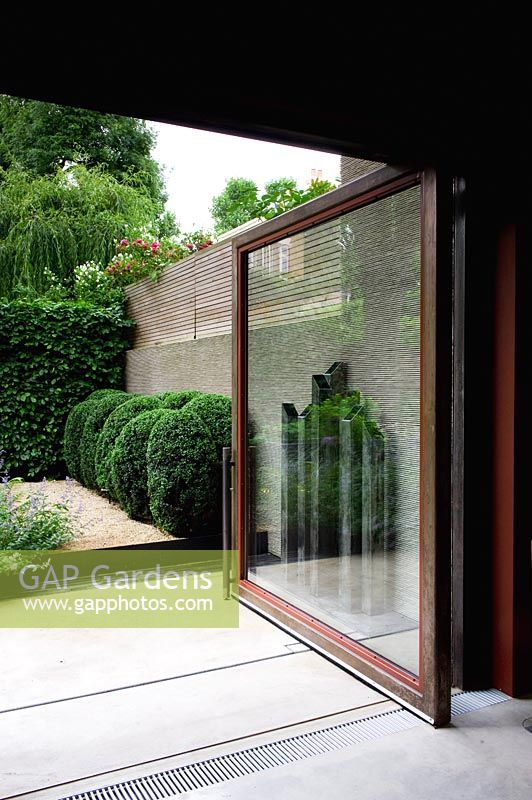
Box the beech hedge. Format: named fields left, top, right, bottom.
left=0, top=300, right=132, bottom=478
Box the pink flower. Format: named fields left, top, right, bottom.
left=186, top=243, right=194, bottom=250
left=120, top=238, right=128, bottom=246
left=151, top=241, right=160, bottom=252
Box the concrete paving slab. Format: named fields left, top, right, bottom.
left=159, top=696, right=532, bottom=800
left=0, top=649, right=383, bottom=797
left=0, top=605, right=296, bottom=710
left=9, top=702, right=398, bottom=800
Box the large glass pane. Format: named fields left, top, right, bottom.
left=246, top=186, right=421, bottom=675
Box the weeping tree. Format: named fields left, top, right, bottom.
left=0, top=165, right=165, bottom=298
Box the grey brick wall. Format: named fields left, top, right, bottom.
left=125, top=335, right=232, bottom=396
left=340, top=156, right=384, bottom=183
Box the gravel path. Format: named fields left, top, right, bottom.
left=18, top=480, right=175, bottom=549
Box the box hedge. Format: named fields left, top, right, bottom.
left=0, top=300, right=132, bottom=478
left=64, top=389, right=126, bottom=481
left=157, top=390, right=203, bottom=409
left=185, top=393, right=232, bottom=453
left=111, top=408, right=174, bottom=520
left=79, top=393, right=131, bottom=489
left=147, top=407, right=218, bottom=536
left=58, top=386, right=232, bottom=538
left=95, top=395, right=162, bottom=497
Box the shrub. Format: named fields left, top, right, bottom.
left=105, top=238, right=185, bottom=286
left=0, top=300, right=133, bottom=479
left=44, top=261, right=125, bottom=310
left=79, top=393, right=131, bottom=489
left=185, top=393, right=232, bottom=453
left=147, top=408, right=218, bottom=536
left=95, top=395, right=161, bottom=497
left=0, top=479, right=74, bottom=550
left=105, top=235, right=214, bottom=287
left=64, top=389, right=126, bottom=481
left=157, top=390, right=202, bottom=410
left=111, top=408, right=174, bottom=520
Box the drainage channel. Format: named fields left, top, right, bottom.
left=55, top=689, right=508, bottom=800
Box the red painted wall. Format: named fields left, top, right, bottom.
left=492, top=221, right=532, bottom=696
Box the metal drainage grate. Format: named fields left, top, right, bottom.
left=451, top=688, right=508, bottom=716
left=58, top=708, right=421, bottom=800
left=58, top=690, right=510, bottom=800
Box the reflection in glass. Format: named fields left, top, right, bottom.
left=247, top=187, right=421, bottom=675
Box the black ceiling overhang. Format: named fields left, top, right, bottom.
left=1, top=20, right=530, bottom=179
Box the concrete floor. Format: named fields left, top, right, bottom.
left=0, top=605, right=388, bottom=799
left=18, top=693, right=532, bottom=800
left=3, top=605, right=531, bottom=800
left=166, top=694, right=532, bottom=800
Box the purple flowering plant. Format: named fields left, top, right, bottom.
left=0, top=453, right=75, bottom=550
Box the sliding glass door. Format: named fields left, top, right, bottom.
left=233, top=167, right=452, bottom=724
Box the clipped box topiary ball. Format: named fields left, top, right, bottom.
left=95, top=394, right=162, bottom=498
left=111, top=408, right=175, bottom=521
left=185, top=393, right=232, bottom=454
left=79, top=393, right=131, bottom=489
left=147, top=407, right=218, bottom=536
left=64, top=389, right=126, bottom=482
left=156, top=389, right=203, bottom=410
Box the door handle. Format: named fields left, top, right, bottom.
left=222, top=447, right=234, bottom=598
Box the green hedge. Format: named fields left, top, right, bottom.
left=79, top=393, right=131, bottom=489
left=147, top=407, right=218, bottom=536
left=95, top=395, right=161, bottom=497
left=186, top=393, right=232, bottom=453
left=61, top=387, right=232, bottom=537
left=157, top=390, right=202, bottom=409
left=0, top=300, right=132, bottom=478
left=64, top=389, right=125, bottom=481
left=111, top=408, right=173, bottom=520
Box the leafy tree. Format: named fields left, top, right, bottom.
left=0, top=165, right=164, bottom=298
left=257, top=177, right=337, bottom=219
left=0, top=96, right=170, bottom=213
left=256, top=176, right=300, bottom=217
left=302, top=178, right=338, bottom=202
left=210, top=177, right=258, bottom=235
left=264, top=177, right=298, bottom=195
left=210, top=175, right=337, bottom=235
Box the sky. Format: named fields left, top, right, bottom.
left=151, top=122, right=340, bottom=232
